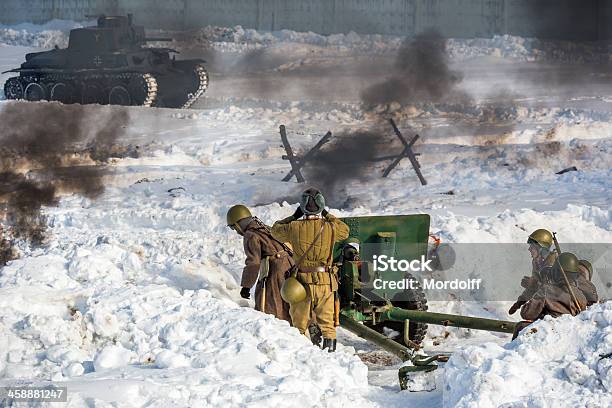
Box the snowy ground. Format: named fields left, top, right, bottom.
left=0, top=22, right=611, bottom=407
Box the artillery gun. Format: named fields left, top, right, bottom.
left=2, top=14, right=208, bottom=108
left=334, top=215, right=517, bottom=389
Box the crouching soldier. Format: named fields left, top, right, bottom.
left=227, top=205, right=293, bottom=323
left=512, top=252, right=588, bottom=339
left=508, top=229, right=557, bottom=316
left=271, top=189, right=349, bottom=352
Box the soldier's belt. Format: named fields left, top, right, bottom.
left=299, top=266, right=328, bottom=273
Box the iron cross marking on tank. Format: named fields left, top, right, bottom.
left=279, top=125, right=333, bottom=183
left=93, top=56, right=103, bottom=66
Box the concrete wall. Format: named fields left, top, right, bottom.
left=0, top=0, right=609, bottom=40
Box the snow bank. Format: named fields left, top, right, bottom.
left=188, top=26, right=611, bottom=62
left=0, top=251, right=370, bottom=406
left=1, top=19, right=608, bottom=64
left=0, top=20, right=85, bottom=48
left=0, top=28, right=67, bottom=48
left=444, top=302, right=612, bottom=408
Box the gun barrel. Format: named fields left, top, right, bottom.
left=380, top=307, right=517, bottom=334
left=339, top=314, right=412, bottom=360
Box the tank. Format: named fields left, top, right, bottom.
left=2, top=14, right=208, bottom=109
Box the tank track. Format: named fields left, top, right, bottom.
left=140, top=74, right=158, bottom=107
left=5, top=72, right=158, bottom=107
left=180, top=64, right=208, bottom=109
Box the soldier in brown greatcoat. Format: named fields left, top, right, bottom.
left=518, top=252, right=588, bottom=320
left=509, top=229, right=558, bottom=316
left=227, top=205, right=293, bottom=323
left=512, top=251, right=590, bottom=339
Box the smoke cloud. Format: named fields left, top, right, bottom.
left=0, top=102, right=129, bottom=265
left=361, top=30, right=468, bottom=108
left=294, top=32, right=463, bottom=206
left=302, top=129, right=396, bottom=207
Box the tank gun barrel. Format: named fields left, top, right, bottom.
left=379, top=307, right=517, bottom=334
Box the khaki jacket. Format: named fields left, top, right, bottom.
left=271, top=213, right=349, bottom=286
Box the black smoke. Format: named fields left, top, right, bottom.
left=0, top=102, right=129, bottom=265
left=302, top=129, right=396, bottom=207
left=292, top=32, right=462, bottom=206
left=361, top=30, right=468, bottom=109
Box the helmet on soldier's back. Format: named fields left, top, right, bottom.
left=527, top=229, right=553, bottom=249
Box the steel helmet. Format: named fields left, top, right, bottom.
left=281, top=275, right=307, bottom=304
left=226, top=205, right=252, bottom=226
left=557, top=252, right=579, bottom=273
left=527, top=229, right=553, bottom=249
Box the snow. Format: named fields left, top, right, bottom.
left=1, top=20, right=608, bottom=64
left=0, top=19, right=610, bottom=408
left=0, top=20, right=87, bottom=49
left=94, top=345, right=136, bottom=372
left=444, top=302, right=612, bottom=408
left=0, top=254, right=371, bottom=405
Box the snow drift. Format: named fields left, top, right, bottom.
left=444, top=302, right=612, bottom=408
left=0, top=246, right=371, bottom=406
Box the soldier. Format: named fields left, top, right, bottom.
left=512, top=252, right=588, bottom=339
left=227, top=204, right=293, bottom=323
left=271, top=188, right=349, bottom=352
left=508, top=229, right=557, bottom=315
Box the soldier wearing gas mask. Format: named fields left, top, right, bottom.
left=271, top=189, right=349, bottom=352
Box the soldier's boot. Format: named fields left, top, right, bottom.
left=308, top=323, right=323, bottom=347
left=321, top=338, right=336, bottom=352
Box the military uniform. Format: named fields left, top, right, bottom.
left=510, top=230, right=589, bottom=340
left=241, top=220, right=294, bottom=322
left=227, top=205, right=293, bottom=323
left=509, top=229, right=557, bottom=315
left=574, top=274, right=598, bottom=307
left=513, top=251, right=557, bottom=308
left=272, top=212, right=349, bottom=340
left=519, top=260, right=587, bottom=321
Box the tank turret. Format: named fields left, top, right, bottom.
left=2, top=14, right=208, bottom=108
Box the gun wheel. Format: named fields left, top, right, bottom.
left=370, top=272, right=428, bottom=348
